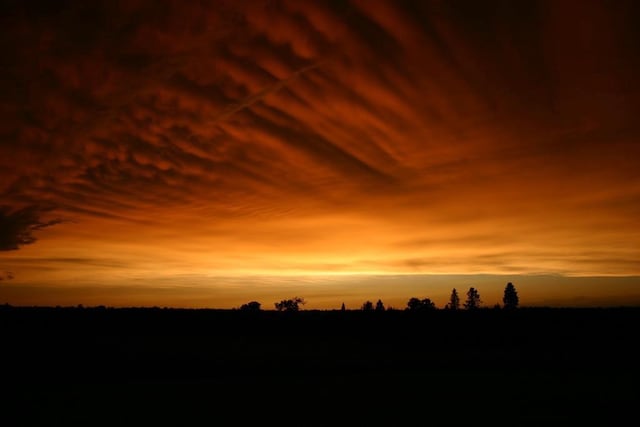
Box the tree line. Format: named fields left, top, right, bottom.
left=240, top=282, right=519, bottom=312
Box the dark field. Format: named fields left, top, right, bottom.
left=1, top=306, right=638, bottom=425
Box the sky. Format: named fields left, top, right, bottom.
left=1, top=0, right=639, bottom=309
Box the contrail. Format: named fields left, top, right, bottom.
left=209, top=61, right=326, bottom=124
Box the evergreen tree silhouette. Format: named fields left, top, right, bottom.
left=464, top=287, right=481, bottom=310
left=375, top=299, right=385, bottom=311
left=447, top=288, right=460, bottom=310
left=503, top=282, right=519, bottom=309
left=341, top=302, right=346, bottom=311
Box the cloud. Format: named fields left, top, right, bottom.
left=0, top=205, right=64, bottom=251
left=0, top=0, right=638, bottom=307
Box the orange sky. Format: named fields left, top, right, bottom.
left=1, top=0, right=639, bottom=308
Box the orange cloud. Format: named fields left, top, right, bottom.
left=1, top=0, right=638, bottom=308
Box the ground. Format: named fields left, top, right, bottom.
left=2, top=306, right=638, bottom=425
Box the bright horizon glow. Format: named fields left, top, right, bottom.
left=2, top=271, right=640, bottom=309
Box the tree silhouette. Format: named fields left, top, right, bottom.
left=240, top=301, right=261, bottom=311
left=341, top=302, right=346, bottom=311
left=407, top=297, right=436, bottom=311
left=464, top=287, right=481, bottom=310
left=503, top=282, right=519, bottom=309
left=274, top=297, right=305, bottom=312
left=375, top=299, right=385, bottom=311
left=361, top=301, right=374, bottom=311
left=446, top=288, right=460, bottom=310
left=407, top=298, right=421, bottom=311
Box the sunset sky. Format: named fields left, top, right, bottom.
left=1, top=0, right=639, bottom=309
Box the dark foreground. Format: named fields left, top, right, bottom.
left=1, top=306, right=638, bottom=425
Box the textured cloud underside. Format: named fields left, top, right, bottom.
left=1, top=0, right=638, bottom=287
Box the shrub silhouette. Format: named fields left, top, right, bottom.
left=406, top=297, right=436, bottom=311
left=240, top=301, right=261, bottom=311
